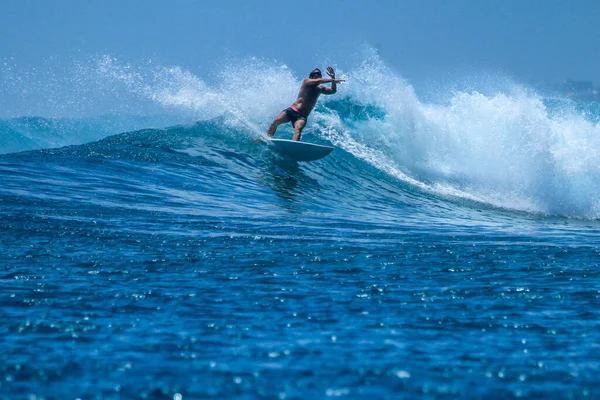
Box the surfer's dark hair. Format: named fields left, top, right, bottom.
left=309, top=68, right=322, bottom=78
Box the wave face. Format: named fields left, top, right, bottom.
left=2, top=53, right=600, bottom=399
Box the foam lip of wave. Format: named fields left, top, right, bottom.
left=3, top=51, right=600, bottom=219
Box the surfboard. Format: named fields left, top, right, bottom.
left=268, top=139, right=334, bottom=162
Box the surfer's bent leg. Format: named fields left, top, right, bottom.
left=267, top=111, right=290, bottom=137
left=292, top=119, right=306, bottom=141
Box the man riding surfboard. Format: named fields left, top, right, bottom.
left=267, top=66, right=344, bottom=141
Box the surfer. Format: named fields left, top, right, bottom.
left=267, top=66, right=344, bottom=141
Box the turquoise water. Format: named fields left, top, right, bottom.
left=1, top=56, right=600, bottom=399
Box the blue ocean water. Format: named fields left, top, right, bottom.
left=2, top=55, right=600, bottom=399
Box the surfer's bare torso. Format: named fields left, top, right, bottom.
left=291, top=78, right=332, bottom=117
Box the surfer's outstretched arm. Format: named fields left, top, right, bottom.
left=306, top=78, right=344, bottom=86
left=315, top=66, right=343, bottom=94
left=307, top=77, right=343, bottom=95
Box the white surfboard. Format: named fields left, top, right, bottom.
left=268, top=139, right=334, bottom=162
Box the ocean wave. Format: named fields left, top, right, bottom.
left=2, top=52, right=600, bottom=218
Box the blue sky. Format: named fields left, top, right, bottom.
left=1, top=0, right=600, bottom=86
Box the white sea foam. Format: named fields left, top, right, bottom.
left=92, top=55, right=300, bottom=135
left=314, top=51, right=600, bottom=218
